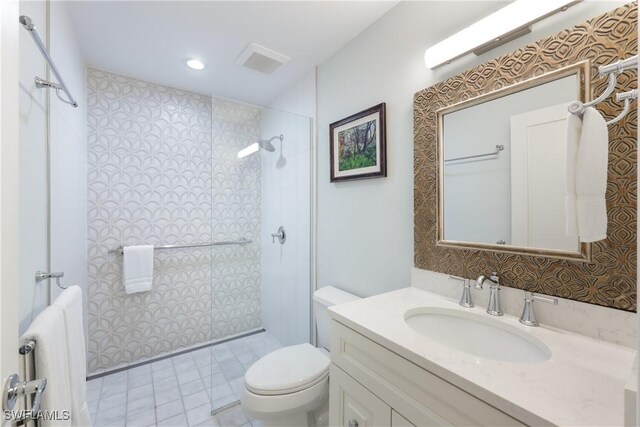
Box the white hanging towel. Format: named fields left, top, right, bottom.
left=122, top=245, right=154, bottom=294
left=565, top=107, right=609, bottom=242
left=21, top=305, right=72, bottom=427
left=52, top=286, right=91, bottom=427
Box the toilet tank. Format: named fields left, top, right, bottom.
left=313, top=286, right=360, bottom=351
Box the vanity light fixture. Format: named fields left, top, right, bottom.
left=186, top=59, right=205, bottom=70
left=423, top=0, right=580, bottom=69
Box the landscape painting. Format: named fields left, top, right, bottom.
left=330, top=103, right=386, bottom=182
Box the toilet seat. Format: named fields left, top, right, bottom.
left=244, top=343, right=330, bottom=396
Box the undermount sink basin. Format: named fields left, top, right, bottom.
left=404, top=307, right=551, bottom=364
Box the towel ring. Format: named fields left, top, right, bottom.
left=568, top=72, right=618, bottom=115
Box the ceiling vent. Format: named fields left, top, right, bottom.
left=235, top=43, right=290, bottom=75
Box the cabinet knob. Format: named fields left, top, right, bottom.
left=348, top=420, right=359, bottom=427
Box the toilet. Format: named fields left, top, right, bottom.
left=241, top=286, right=360, bottom=427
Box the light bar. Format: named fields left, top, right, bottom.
left=424, top=0, right=580, bottom=69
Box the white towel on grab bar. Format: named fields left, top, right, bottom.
left=22, top=305, right=72, bottom=427
left=122, top=245, right=154, bottom=294
left=565, top=107, right=609, bottom=242
left=52, top=286, right=91, bottom=427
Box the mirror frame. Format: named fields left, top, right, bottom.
left=436, top=61, right=592, bottom=261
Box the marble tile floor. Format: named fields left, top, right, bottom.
left=87, top=331, right=282, bottom=427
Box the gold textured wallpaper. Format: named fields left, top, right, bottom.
left=414, top=3, right=637, bottom=311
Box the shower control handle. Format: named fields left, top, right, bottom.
left=271, top=226, right=286, bottom=244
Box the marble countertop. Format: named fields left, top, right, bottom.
left=328, top=287, right=636, bottom=427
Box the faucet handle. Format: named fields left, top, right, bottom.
left=520, top=292, right=558, bottom=327
left=527, top=292, right=558, bottom=305
left=449, top=276, right=473, bottom=308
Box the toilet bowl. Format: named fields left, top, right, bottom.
left=241, top=286, right=360, bottom=427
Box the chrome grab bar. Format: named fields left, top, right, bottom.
left=108, top=238, right=252, bottom=255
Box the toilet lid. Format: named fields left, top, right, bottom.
left=244, top=343, right=330, bottom=395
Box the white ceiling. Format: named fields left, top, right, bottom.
left=66, top=1, right=399, bottom=105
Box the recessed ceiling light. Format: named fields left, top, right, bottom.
left=186, top=59, right=205, bottom=70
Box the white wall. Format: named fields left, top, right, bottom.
left=49, top=0, right=88, bottom=338
left=261, top=69, right=315, bottom=346
left=316, top=1, right=627, bottom=298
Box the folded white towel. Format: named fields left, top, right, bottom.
left=52, top=286, right=91, bottom=427
left=565, top=107, right=609, bottom=242
left=22, top=305, right=72, bottom=427
left=122, top=245, right=154, bottom=294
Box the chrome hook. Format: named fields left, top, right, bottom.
left=606, top=89, right=638, bottom=126
left=568, top=72, right=618, bottom=116
left=35, top=271, right=68, bottom=289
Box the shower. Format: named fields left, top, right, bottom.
left=237, top=134, right=283, bottom=158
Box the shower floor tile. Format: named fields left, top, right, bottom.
left=90, top=331, right=281, bottom=427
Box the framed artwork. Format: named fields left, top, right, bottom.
left=330, top=103, right=387, bottom=182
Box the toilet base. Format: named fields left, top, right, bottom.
left=247, top=398, right=328, bottom=427
left=242, top=378, right=329, bottom=427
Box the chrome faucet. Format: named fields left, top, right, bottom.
left=475, top=272, right=502, bottom=316
left=519, top=292, right=558, bottom=327
left=449, top=276, right=473, bottom=308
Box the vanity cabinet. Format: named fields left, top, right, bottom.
left=330, top=364, right=391, bottom=426
left=330, top=320, right=526, bottom=427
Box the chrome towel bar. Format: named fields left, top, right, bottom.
left=19, top=339, right=36, bottom=355
left=444, top=144, right=504, bottom=163
left=108, top=238, right=252, bottom=255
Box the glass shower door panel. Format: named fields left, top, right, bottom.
left=18, top=1, right=49, bottom=335
left=209, top=101, right=312, bottom=415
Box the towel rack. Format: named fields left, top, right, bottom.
left=568, top=55, right=637, bottom=122
left=444, top=144, right=504, bottom=163
left=108, top=238, right=252, bottom=255
left=3, top=339, right=47, bottom=423
left=19, top=15, right=78, bottom=108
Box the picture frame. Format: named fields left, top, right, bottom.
left=330, top=103, right=387, bottom=182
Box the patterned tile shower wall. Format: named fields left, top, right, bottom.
left=87, top=68, right=262, bottom=373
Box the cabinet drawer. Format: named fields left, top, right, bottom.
left=331, top=320, right=525, bottom=427
left=330, top=364, right=391, bottom=427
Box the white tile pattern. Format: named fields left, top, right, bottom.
left=87, top=69, right=262, bottom=373
left=89, top=332, right=281, bottom=427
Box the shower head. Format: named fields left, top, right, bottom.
left=258, top=135, right=283, bottom=152
left=258, top=139, right=276, bottom=152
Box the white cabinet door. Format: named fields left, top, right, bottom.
left=331, top=364, right=391, bottom=427
left=510, top=103, right=579, bottom=252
